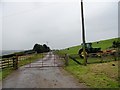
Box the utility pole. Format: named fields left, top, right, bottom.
left=81, top=0, right=87, bottom=65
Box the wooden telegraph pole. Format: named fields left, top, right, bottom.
left=81, top=0, right=87, bottom=65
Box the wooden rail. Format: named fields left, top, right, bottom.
left=63, top=52, right=119, bottom=65
left=0, top=54, right=34, bottom=70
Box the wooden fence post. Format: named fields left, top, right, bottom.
left=13, top=56, right=18, bottom=70
left=16, top=55, right=18, bottom=69
left=42, top=53, right=43, bottom=67
left=8, top=58, right=9, bottom=68
left=54, top=54, right=55, bottom=66
left=13, top=57, right=15, bottom=69
left=65, top=54, right=69, bottom=66
left=113, top=52, right=117, bottom=61
left=100, top=53, right=103, bottom=63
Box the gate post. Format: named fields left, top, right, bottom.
left=54, top=54, right=55, bottom=66
left=42, top=53, right=43, bottom=67
left=8, top=58, right=9, bottom=68
left=100, top=53, right=103, bottom=63
left=16, top=55, right=18, bottom=69
left=13, top=55, right=18, bottom=70
left=65, top=54, right=69, bottom=66
left=113, top=52, right=117, bottom=61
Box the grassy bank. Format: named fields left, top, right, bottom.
left=64, top=59, right=119, bottom=88
left=56, top=38, right=119, bottom=88
left=59, top=38, right=118, bottom=55
left=1, top=53, right=43, bottom=80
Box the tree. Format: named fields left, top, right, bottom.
left=33, top=44, right=43, bottom=53
left=33, top=43, right=50, bottom=53
left=43, top=44, right=50, bottom=52
left=112, top=41, right=120, bottom=48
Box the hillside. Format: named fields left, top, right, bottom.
left=59, top=38, right=118, bottom=55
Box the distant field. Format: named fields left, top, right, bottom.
left=1, top=50, right=23, bottom=56
left=56, top=38, right=119, bottom=88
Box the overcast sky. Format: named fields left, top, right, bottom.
left=0, top=0, right=119, bottom=50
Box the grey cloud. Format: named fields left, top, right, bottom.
left=1, top=0, right=118, bottom=50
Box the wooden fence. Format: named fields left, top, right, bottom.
left=63, top=52, right=119, bottom=65
left=0, top=54, right=34, bottom=70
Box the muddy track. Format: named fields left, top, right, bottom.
left=2, top=52, right=87, bottom=88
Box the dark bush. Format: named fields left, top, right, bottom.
left=33, top=43, right=50, bottom=53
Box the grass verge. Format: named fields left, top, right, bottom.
left=64, top=59, right=119, bottom=88
left=18, top=54, right=43, bottom=67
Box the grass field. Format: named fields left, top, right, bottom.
left=56, top=38, right=119, bottom=88
left=1, top=53, right=43, bottom=80
left=58, top=38, right=118, bottom=55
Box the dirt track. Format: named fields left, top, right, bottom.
left=2, top=52, right=86, bottom=88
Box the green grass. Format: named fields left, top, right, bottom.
left=18, top=54, right=43, bottom=67
left=60, top=45, right=81, bottom=55
left=1, top=53, right=43, bottom=80
left=0, top=70, right=2, bottom=80
left=92, top=38, right=118, bottom=50
left=64, top=60, right=119, bottom=88
left=1, top=68, right=13, bottom=80
left=56, top=38, right=119, bottom=88
left=57, top=38, right=118, bottom=55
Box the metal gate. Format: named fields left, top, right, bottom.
left=25, top=52, right=63, bottom=68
